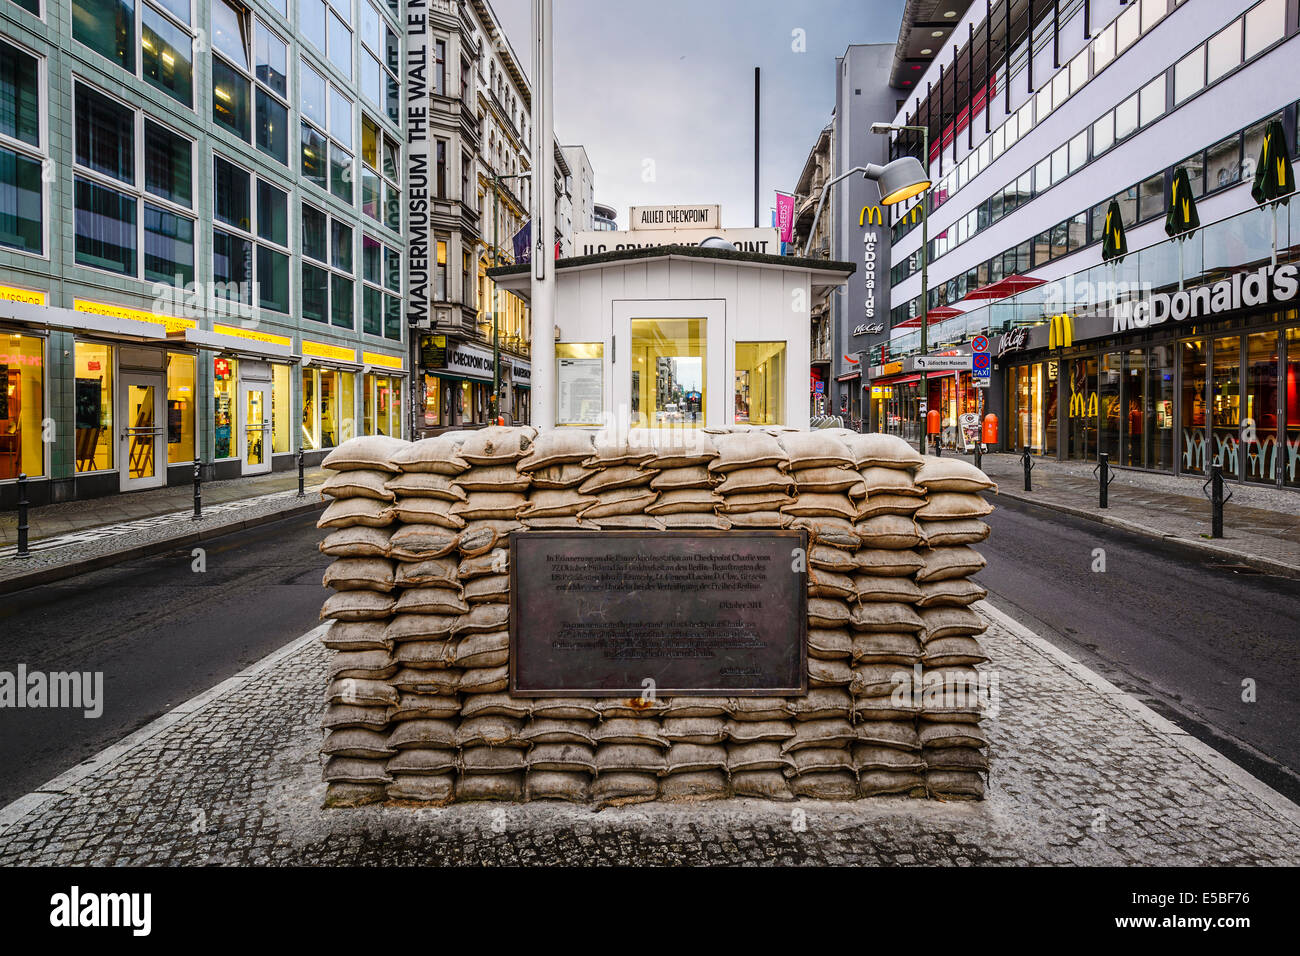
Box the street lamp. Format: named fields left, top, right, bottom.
left=490, top=170, right=531, bottom=423
left=871, top=121, right=932, bottom=455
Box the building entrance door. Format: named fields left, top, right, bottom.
left=118, top=371, right=166, bottom=492
left=239, top=382, right=272, bottom=475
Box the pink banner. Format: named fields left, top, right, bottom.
left=776, top=192, right=795, bottom=244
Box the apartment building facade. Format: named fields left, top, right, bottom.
left=412, top=0, right=575, bottom=436
left=867, top=0, right=1300, bottom=492
left=1, top=0, right=409, bottom=506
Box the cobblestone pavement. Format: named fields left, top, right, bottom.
left=978, top=454, right=1300, bottom=573
left=0, top=467, right=327, bottom=548
left=1, top=609, right=1296, bottom=866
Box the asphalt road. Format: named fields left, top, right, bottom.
left=0, top=511, right=329, bottom=806
left=981, top=495, right=1300, bottom=803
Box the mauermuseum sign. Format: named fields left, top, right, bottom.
left=510, top=531, right=808, bottom=696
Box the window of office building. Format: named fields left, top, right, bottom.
left=1244, top=0, right=1286, bottom=61
left=211, top=0, right=251, bottom=139
left=73, top=0, right=137, bottom=72
left=631, top=318, right=705, bottom=429
left=166, top=351, right=195, bottom=464
left=734, top=342, right=784, bottom=425
left=253, top=20, right=289, bottom=165
left=361, top=235, right=401, bottom=340
left=1174, top=47, right=1205, bottom=106
left=360, top=0, right=400, bottom=123
left=74, top=83, right=195, bottom=282
left=299, top=62, right=353, bottom=204
left=303, top=0, right=352, bottom=77
left=1206, top=134, right=1242, bottom=192
left=0, top=39, right=45, bottom=255
left=141, top=2, right=194, bottom=106
left=361, top=114, right=400, bottom=232
left=0, top=333, right=45, bottom=480
left=301, top=202, right=353, bottom=328
left=74, top=342, right=114, bottom=472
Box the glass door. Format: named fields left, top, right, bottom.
left=1244, top=331, right=1279, bottom=485
left=119, top=371, right=166, bottom=492
left=239, top=382, right=272, bottom=475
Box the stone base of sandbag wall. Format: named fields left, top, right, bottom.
left=316, top=426, right=996, bottom=808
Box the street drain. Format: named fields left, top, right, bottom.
left=1206, top=563, right=1263, bottom=575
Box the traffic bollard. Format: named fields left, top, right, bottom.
left=15, top=473, right=30, bottom=559
left=193, top=462, right=202, bottom=521
left=297, top=448, right=305, bottom=498
left=933, top=435, right=942, bottom=458
left=1021, top=447, right=1034, bottom=492
left=1093, top=452, right=1116, bottom=509
left=974, top=441, right=983, bottom=471
left=1202, top=460, right=1229, bottom=539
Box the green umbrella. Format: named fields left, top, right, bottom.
left=1165, top=166, right=1201, bottom=238
left=1102, top=199, right=1128, bottom=262
left=1251, top=119, right=1295, bottom=205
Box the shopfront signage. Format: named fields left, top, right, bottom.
left=1112, top=263, right=1300, bottom=333
left=0, top=284, right=45, bottom=306
left=512, top=360, right=531, bottom=383
left=999, top=326, right=1030, bottom=355
left=853, top=323, right=885, bottom=336
left=509, top=531, right=807, bottom=695
left=426, top=341, right=494, bottom=381
left=213, top=323, right=293, bottom=347
left=913, top=354, right=973, bottom=371
left=363, top=351, right=404, bottom=370
left=302, top=340, right=358, bottom=363
left=629, top=204, right=721, bottom=230
left=574, top=228, right=780, bottom=257
left=881, top=361, right=903, bottom=376
left=74, top=299, right=197, bottom=334
left=404, top=0, right=432, bottom=331
left=862, top=228, right=879, bottom=322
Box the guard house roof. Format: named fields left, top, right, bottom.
left=487, top=244, right=856, bottom=304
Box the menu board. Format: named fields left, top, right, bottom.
left=557, top=357, right=603, bottom=425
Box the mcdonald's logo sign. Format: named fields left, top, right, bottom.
left=1069, top=390, right=1098, bottom=418
left=859, top=205, right=883, bottom=226
left=1048, top=313, right=1074, bottom=349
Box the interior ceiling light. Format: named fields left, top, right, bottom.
left=932, top=30, right=944, bottom=37
left=921, top=48, right=932, bottom=54
left=944, top=10, right=957, bottom=17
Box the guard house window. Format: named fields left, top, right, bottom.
left=73, top=82, right=195, bottom=282
left=631, top=318, right=705, bottom=429
left=0, top=38, right=45, bottom=255
left=734, top=342, right=785, bottom=426
left=211, top=0, right=251, bottom=139
left=300, top=202, right=353, bottom=328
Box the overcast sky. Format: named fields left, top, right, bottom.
left=492, top=0, right=905, bottom=230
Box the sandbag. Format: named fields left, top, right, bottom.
left=661, top=716, right=729, bottom=745
left=317, top=498, right=392, bottom=529
left=521, top=718, right=597, bottom=746
left=578, top=465, right=655, bottom=494
left=321, top=469, right=395, bottom=501
left=385, top=613, right=458, bottom=643
left=462, top=574, right=510, bottom=605
left=855, top=549, right=925, bottom=577
left=724, top=719, right=796, bottom=743
left=850, top=632, right=923, bottom=666
left=808, top=658, right=854, bottom=688
left=593, top=718, right=669, bottom=748
left=321, top=620, right=391, bottom=651
left=388, top=719, right=458, bottom=750
left=319, top=526, right=393, bottom=558
left=392, top=693, right=462, bottom=721
left=322, top=756, right=391, bottom=784
left=388, top=524, right=460, bottom=559
left=457, top=520, right=522, bottom=556
left=914, top=493, right=995, bottom=520
left=527, top=463, right=594, bottom=489
left=859, top=770, right=926, bottom=797
left=393, top=587, right=469, bottom=616
left=322, top=435, right=406, bottom=472
left=777, top=432, right=854, bottom=470
left=517, top=489, right=596, bottom=518
left=456, top=465, right=532, bottom=494
left=322, top=728, right=393, bottom=759
left=455, top=715, right=526, bottom=749
left=914, top=546, right=987, bottom=582
left=730, top=769, right=795, bottom=800
left=809, top=545, right=857, bottom=573
left=727, top=741, right=796, bottom=773
left=525, top=770, right=592, bottom=802
left=718, top=491, right=796, bottom=513
left=392, top=497, right=465, bottom=530
left=838, top=432, right=925, bottom=470
left=915, top=579, right=988, bottom=607
left=389, top=436, right=469, bottom=475
left=386, top=773, right=456, bottom=803
left=788, top=516, right=860, bottom=550
left=849, top=601, right=925, bottom=633
left=578, top=487, right=659, bottom=518
left=659, top=513, right=732, bottom=530
left=808, top=568, right=856, bottom=601
left=594, top=743, right=667, bottom=773
left=781, top=493, right=858, bottom=522
left=851, top=745, right=926, bottom=773
left=781, top=718, right=855, bottom=752
left=854, top=514, right=922, bottom=549
left=658, top=770, right=729, bottom=801
left=808, top=597, right=851, bottom=628
left=382, top=472, right=467, bottom=501
left=457, top=665, right=509, bottom=694
left=451, top=631, right=509, bottom=668
left=644, top=433, right=717, bottom=469
left=649, top=465, right=715, bottom=490
left=854, top=575, right=923, bottom=604
left=458, top=549, right=508, bottom=580
left=926, top=769, right=985, bottom=799
left=450, top=492, right=527, bottom=522
left=855, top=494, right=926, bottom=519
left=394, top=556, right=460, bottom=588
left=807, top=628, right=852, bottom=660
left=919, top=606, right=987, bottom=639
left=662, top=743, right=728, bottom=774
left=591, top=771, right=658, bottom=808
left=913, top=456, right=996, bottom=493
left=715, top=466, right=796, bottom=496
left=708, top=432, right=789, bottom=473
left=457, top=425, right=536, bottom=465
left=455, top=772, right=524, bottom=801
left=789, top=688, right=852, bottom=721
left=516, top=430, right=595, bottom=471
left=919, top=518, right=991, bottom=547
left=922, top=635, right=990, bottom=667
left=460, top=746, right=527, bottom=773
left=459, top=692, right=530, bottom=720
left=853, top=720, right=921, bottom=751
left=645, top=489, right=721, bottom=515
left=321, top=703, right=392, bottom=730
left=320, top=590, right=396, bottom=622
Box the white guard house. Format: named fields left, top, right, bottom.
left=489, top=245, right=854, bottom=432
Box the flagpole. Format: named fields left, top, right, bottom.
left=530, top=0, right=556, bottom=429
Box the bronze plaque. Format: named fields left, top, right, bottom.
left=509, top=530, right=808, bottom=696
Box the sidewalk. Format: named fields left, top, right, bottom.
left=1, top=605, right=1295, bottom=866
left=0, top=467, right=328, bottom=593
left=977, top=453, right=1300, bottom=578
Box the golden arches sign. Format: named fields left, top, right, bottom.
left=1048, top=313, right=1074, bottom=349
left=860, top=204, right=919, bottom=227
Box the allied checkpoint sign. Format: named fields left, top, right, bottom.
left=510, top=531, right=808, bottom=696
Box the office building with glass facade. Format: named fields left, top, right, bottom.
left=0, top=0, right=409, bottom=505
left=865, top=0, right=1300, bottom=490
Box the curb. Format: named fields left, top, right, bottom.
left=976, top=600, right=1300, bottom=831
left=991, top=487, right=1300, bottom=580
left=0, top=498, right=327, bottom=597
left=0, top=624, right=330, bottom=837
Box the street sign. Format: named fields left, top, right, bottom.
left=814, top=381, right=824, bottom=393
left=972, top=377, right=990, bottom=388
left=972, top=334, right=989, bottom=353
left=913, top=355, right=973, bottom=371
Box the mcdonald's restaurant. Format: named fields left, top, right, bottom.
left=998, top=258, right=1300, bottom=491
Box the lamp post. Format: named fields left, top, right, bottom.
left=871, top=122, right=931, bottom=454
left=490, top=170, right=531, bottom=422
left=802, top=144, right=930, bottom=447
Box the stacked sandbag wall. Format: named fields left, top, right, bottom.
left=316, top=426, right=996, bottom=807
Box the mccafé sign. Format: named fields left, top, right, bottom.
left=1113, top=263, right=1299, bottom=332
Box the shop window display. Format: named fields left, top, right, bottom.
left=1180, top=339, right=1208, bottom=474
left=166, top=352, right=196, bottom=464
left=1244, top=331, right=1280, bottom=484
left=1285, top=327, right=1300, bottom=488
left=1099, top=352, right=1123, bottom=463
left=1211, top=336, right=1242, bottom=478
left=212, top=356, right=238, bottom=459
left=0, top=333, right=45, bottom=480
left=302, top=366, right=320, bottom=449
left=1066, top=357, right=1098, bottom=462
left=75, top=342, right=114, bottom=471
left=272, top=363, right=292, bottom=454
